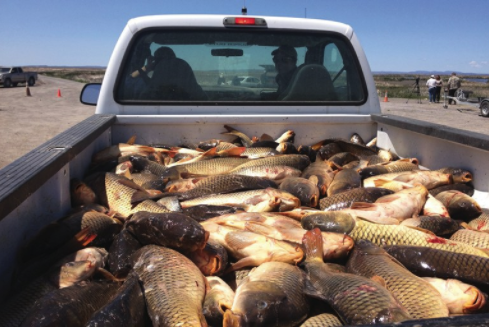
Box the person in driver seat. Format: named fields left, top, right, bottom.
left=272, top=45, right=298, bottom=98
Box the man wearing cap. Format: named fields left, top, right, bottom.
left=271, top=45, right=298, bottom=98
left=447, top=72, right=461, bottom=105
left=426, top=74, right=437, bottom=103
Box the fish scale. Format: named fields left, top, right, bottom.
left=346, top=240, right=449, bottom=319
left=319, top=187, right=394, bottom=211
left=350, top=220, right=488, bottom=257
left=450, top=229, right=489, bottom=249
left=299, top=313, right=343, bottom=327
left=133, top=245, right=206, bottom=327
left=304, top=261, right=411, bottom=325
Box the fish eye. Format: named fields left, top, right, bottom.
left=257, top=300, right=268, bottom=309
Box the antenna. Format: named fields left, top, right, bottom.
left=242, top=0, right=247, bottom=15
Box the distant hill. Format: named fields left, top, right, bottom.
left=374, top=70, right=487, bottom=76
left=24, top=65, right=106, bottom=69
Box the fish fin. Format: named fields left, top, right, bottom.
left=203, top=147, right=218, bottom=157
left=307, top=175, right=319, bottom=185
left=126, top=135, right=137, bottom=145
left=219, top=147, right=246, bottom=157
left=117, top=178, right=146, bottom=191
left=225, top=257, right=260, bottom=273
left=371, top=275, right=387, bottom=288
left=303, top=277, right=327, bottom=300
left=475, top=247, right=489, bottom=256
left=260, top=133, right=274, bottom=141
left=96, top=267, right=124, bottom=282
left=356, top=216, right=400, bottom=225
left=350, top=202, right=378, bottom=210
left=244, top=222, right=280, bottom=238
left=404, top=225, right=436, bottom=235
left=130, top=191, right=153, bottom=204
left=180, top=172, right=209, bottom=179
left=372, top=179, right=392, bottom=188
left=375, top=194, right=401, bottom=203
left=302, top=228, right=324, bottom=263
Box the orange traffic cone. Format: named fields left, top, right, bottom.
left=57, top=89, right=62, bottom=97
left=26, top=83, right=31, bottom=97
left=383, top=90, right=389, bottom=102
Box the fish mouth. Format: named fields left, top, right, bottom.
left=463, top=287, right=487, bottom=313
left=223, top=309, right=244, bottom=327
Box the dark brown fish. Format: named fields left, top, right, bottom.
left=400, top=216, right=460, bottom=236
left=129, top=172, right=166, bottom=191
left=279, top=176, right=320, bottom=208
left=224, top=262, right=309, bottom=327
left=86, top=273, right=146, bottom=327
left=435, top=190, right=482, bottom=221
left=346, top=240, right=449, bottom=319
left=301, top=229, right=412, bottom=325
left=300, top=158, right=335, bottom=196
left=319, top=187, right=394, bottom=211
left=384, top=245, right=489, bottom=287
left=187, top=241, right=229, bottom=276
left=203, top=276, right=235, bottom=326
left=318, top=142, right=343, bottom=160
left=108, top=229, right=142, bottom=278
left=125, top=211, right=208, bottom=253
left=436, top=167, right=473, bottom=183
left=0, top=261, right=96, bottom=327
left=327, top=168, right=361, bottom=197
left=182, top=205, right=238, bottom=222
left=326, top=152, right=359, bottom=169
left=20, top=281, right=121, bottom=327
left=70, top=178, right=98, bottom=206
left=429, top=183, right=475, bottom=197
left=359, top=160, right=419, bottom=179
left=301, top=211, right=356, bottom=234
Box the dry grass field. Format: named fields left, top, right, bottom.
left=374, top=74, right=489, bottom=100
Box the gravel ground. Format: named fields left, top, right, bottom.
left=0, top=75, right=486, bottom=169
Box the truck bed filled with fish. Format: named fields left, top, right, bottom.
left=2, top=114, right=489, bottom=326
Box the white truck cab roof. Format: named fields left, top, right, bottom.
left=95, top=14, right=380, bottom=116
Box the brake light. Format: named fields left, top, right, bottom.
left=223, top=17, right=267, bottom=27
left=235, top=17, right=255, bottom=25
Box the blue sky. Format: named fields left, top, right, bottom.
left=1, top=0, right=488, bottom=74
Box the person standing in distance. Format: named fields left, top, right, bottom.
left=447, top=72, right=461, bottom=105
left=426, top=75, right=437, bottom=103
left=434, top=75, right=443, bottom=103
left=272, top=45, right=298, bottom=98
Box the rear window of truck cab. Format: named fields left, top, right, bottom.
left=116, top=28, right=366, bottom=105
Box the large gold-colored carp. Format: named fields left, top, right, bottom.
left=133, top=245, right=207, bottom=326
left=346, top=240, right=449, bottom=319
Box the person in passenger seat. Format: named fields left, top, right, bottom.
left=272, top=45, right=298, bottom=97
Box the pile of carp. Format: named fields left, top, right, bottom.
left=3, top=125, right=489, bottom=327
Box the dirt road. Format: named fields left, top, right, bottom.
left=0, top=76, right=486, bottom=169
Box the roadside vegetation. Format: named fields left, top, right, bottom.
left=27, top=67, right=105, bottom=84
left=375, top=74, right=489, bottom=100
left=26, top=67, right=488, bottom=100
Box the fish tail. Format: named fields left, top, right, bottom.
left=302, top=228, right=324, bottom=262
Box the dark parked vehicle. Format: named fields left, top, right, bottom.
left=480, top=98, right=489, bottom=117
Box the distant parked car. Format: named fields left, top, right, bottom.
left=480, top=98, right=489, bottom=117
left=0, top=67, right=38, bottom=87
left=228, top=76, right=261, bottom=88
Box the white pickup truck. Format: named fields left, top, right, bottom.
left=1, top=14, right=489, bottom=326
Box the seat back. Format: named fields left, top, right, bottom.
left=145, top=57, right=207, bottom=100
left=279, top=64, right=337, bottom=101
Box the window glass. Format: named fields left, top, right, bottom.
left=116, top=29, right=366, bottom=104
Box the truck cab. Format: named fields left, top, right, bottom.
left=83, top=15, right=380, bottom=116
